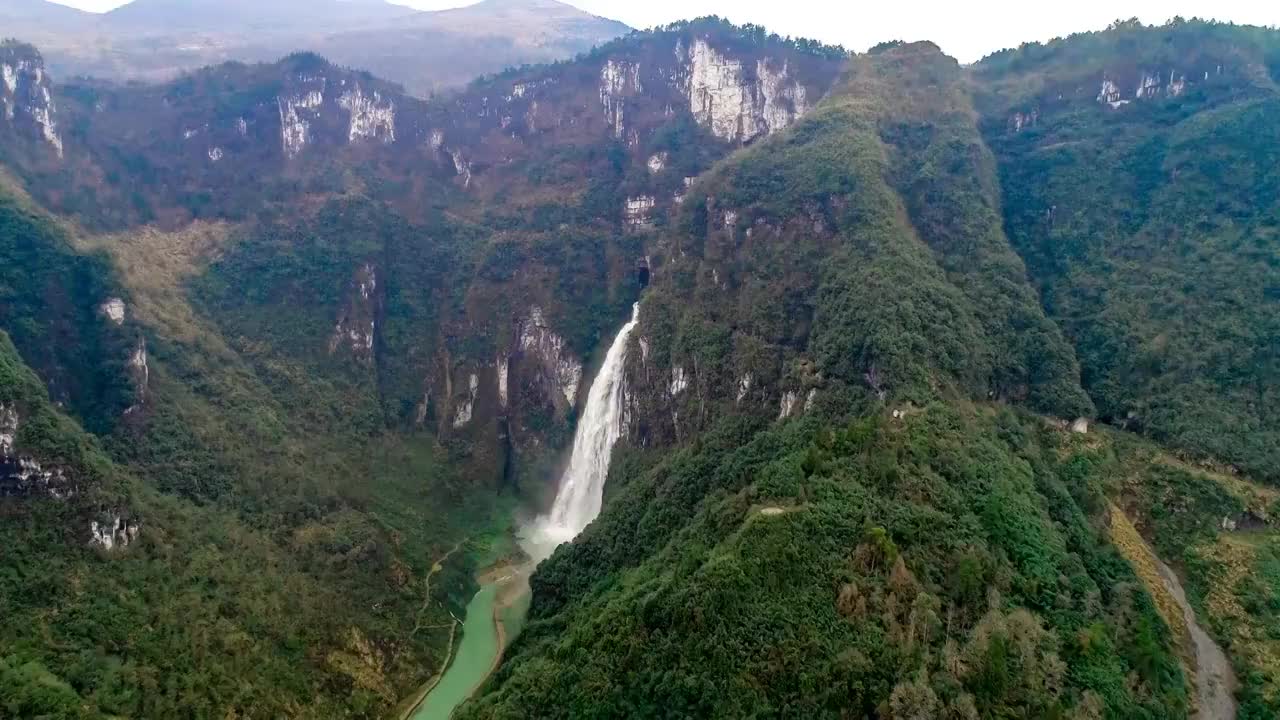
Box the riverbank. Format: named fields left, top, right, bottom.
left=405, top=561, right=531, bottom=720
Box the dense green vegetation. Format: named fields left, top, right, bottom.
left=0, top=195, right=135, bottom=433
left=0, top=192, right=493, bottom=718
left=461, top=41, right=1193, bottom=719
left=978, top=19, right=1280, bottom=482
left=463, top=404, right=1187, bottom=718
left=624, top=41, right=1092, bottom=452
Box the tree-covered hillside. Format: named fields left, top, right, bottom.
left=0, top=187, right=493, bottom=718
left=459, top=41, right=1195, bottom=719
left=465, top=405, right=1188, bottom=718
left=977, top=18, right=1280, bottom=482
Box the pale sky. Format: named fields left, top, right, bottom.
left=48, top=0, right=1280, bottom=62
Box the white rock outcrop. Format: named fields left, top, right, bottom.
left=647, top=152, right=668, bottom=174
left=755, top=58, right=808, bottom=134
left=497, top=355, right=510, bottom=409
left=452, top=373, right=479, bottom=428
left=600, top=59, right=642, bottom=139
left=0, top=405, right=79, bottom=500
left=90, top=515, right=139, bottom=551
left=1136, top=72, right=1162, bottom=99
left=3, top=457, right=72, bottom=499
left=339, top=85, right=396, bottom=144
left=1, top=53, right=63, bottom=156
left=328, top=263, right=379, bottom=362
left=276, top=78, right=326, bottom=158
left=124, top=338, right=149, bottom=414
left=686, top=39, right=809, bottom=143
left=670, top=366, right=689, bottom=396
left=1097, top=78, right=1128, bottom=108
left=0, top=403, right=17, bottom=456
left=1011, top=110, right=1038, bottom=132
left=778, top=390, right=799, bottom=420
left=519, top=306, right=583, bottom=407
left=451, top=150, right=473, bottom=188
left=736, top=374, right=752, bottom=404
left=100, top=298, right=126, bottom=325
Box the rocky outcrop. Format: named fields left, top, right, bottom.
left=124, top=338, right=149, bottom=415
left=600, top=58, right=642, bottom=139
left=276, top=75, right=327, bottom=158
left=778, top=390, right=799, bottom=420
left=0, top=404, right=75, bottom=499
left=339, top=85, right=396, bottom=144
left=518, top=307, right=582, bottom=409
left=100, top=298, right=126, bottom=326
left=451, top=150, right=473, bottom=188
left=452, top=373, right=479, bottom=428
left=1099, top=69, right=1195, bottom=109
left=669, top=366, right=689, bottom=397
left=497, top=355, right=510, bottom=409
left=1010, top=109, right=1038, bottom=132
left=0, top=43, right=63, bottom=157
left=685, top=38, right=809, bottom=143
left=1097, top=78, right=1127, bottom=108
left=328, top=263, right=380, bottom=363
left=89, top=513, right=139, bottom=551
left=0, top=403, right=17, bottom=458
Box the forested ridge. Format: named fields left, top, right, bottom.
left=0, top=15, right=1277, bottom=720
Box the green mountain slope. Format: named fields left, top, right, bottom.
left=977, top=19, right=1280, bottom=482
left=466, top=405, right=1187, bottom=718
left=0, top=325, right=448, bottom=718
left=460, top=43, right=1185, bottom=720
left=0, top=188, right=490, bottom=718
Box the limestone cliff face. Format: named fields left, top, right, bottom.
left=0, top=24, right=846, bottom=489
left=0, top=399, right=139, bottom=549
left=329, top=263, right=381, bottom=364
left=517, top=306, right=583, bottom=413
left=0, top=403, right=75, bottom=500
left=684, top=38, right=809, bottom=143
left=0, top=42, right=62, bottom=157
left=620, top=206, right=838, bottom=447
left=977, top=35, right=1260, bottom=134
left=276, top=72, right=400, bottom=159
left=0, top=23, right=844, bottom=230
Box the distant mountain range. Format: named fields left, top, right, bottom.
left=0, top=0, right=632, bottom=94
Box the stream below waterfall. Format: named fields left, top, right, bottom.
left=409, top=303, right=641, bottom=718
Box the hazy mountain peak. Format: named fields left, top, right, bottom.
left=5, top=0, right=630, bottom=95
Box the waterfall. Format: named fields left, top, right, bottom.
left=524, top=303, right=640, bottom=561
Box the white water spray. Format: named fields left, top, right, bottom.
left=524, top=303, right=640, bottom=561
